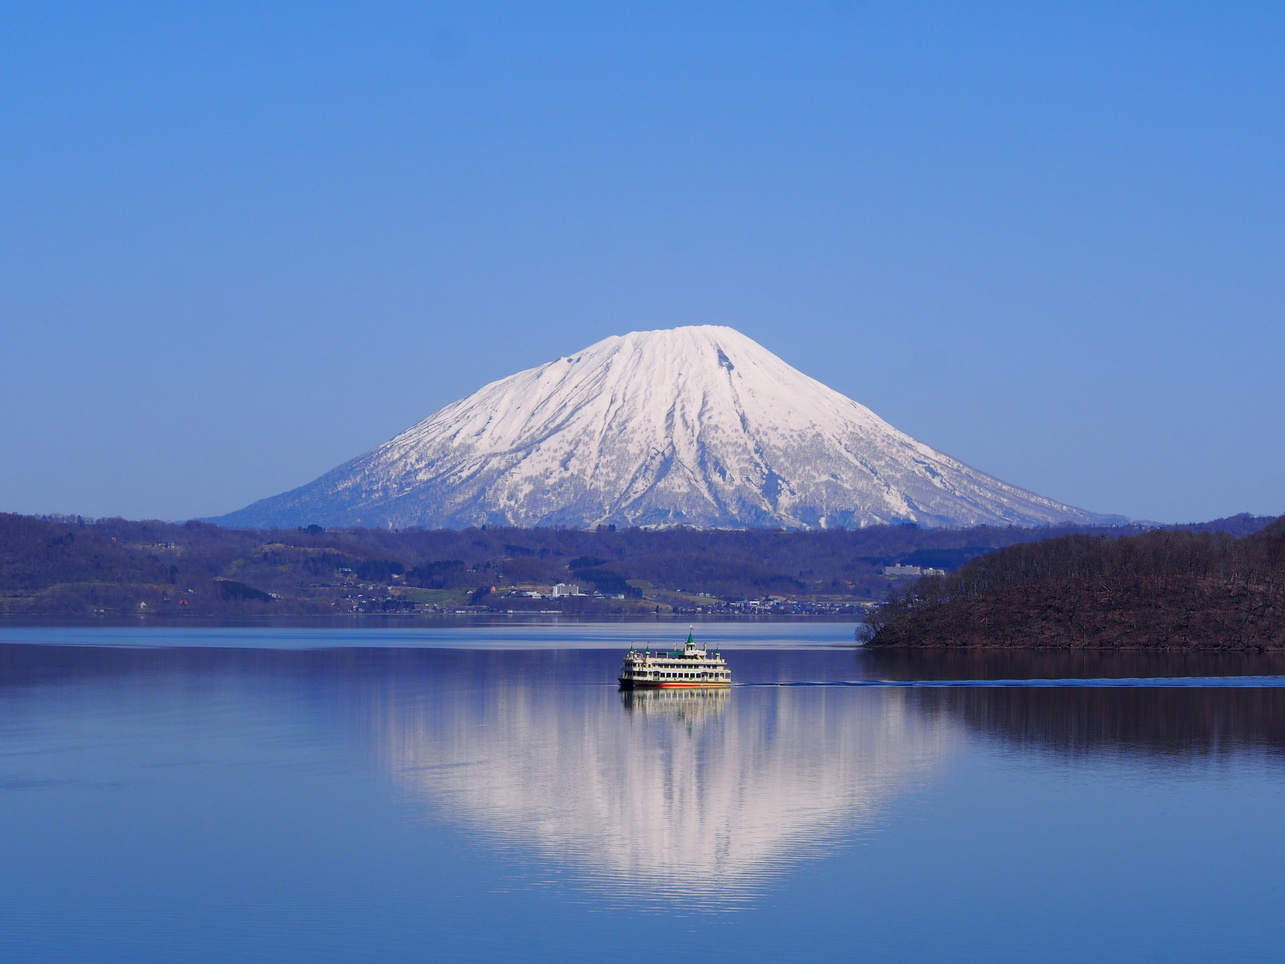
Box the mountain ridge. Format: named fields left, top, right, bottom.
left=212, top=325, right=1122, bottom=530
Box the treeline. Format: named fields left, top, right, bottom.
left=0, top=510, right=1276, bottom=618
left=863, top=516, right=1285, bottom=650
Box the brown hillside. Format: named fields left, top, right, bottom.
left=863, top=520, right=1285, bottom=650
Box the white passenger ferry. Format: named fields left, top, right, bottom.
left=618, top=629, right=731, bottom=688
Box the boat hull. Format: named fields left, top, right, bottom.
left=618, top=679, right=732, bottom=689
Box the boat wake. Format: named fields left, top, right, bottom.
left=738, top=676, right=1285, bottom=688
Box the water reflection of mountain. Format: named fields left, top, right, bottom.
left=9, top=641, right=1283, bottom=905
left=367, top=653, right=958, bottom=904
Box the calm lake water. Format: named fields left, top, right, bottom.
left=2, top=621, right=1283, bottom=963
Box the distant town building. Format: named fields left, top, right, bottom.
left=882, top=564, right=946, bottom=578
left=552, top=583, right=581, bottom=598
left=883, top=564, right=922, bottom=577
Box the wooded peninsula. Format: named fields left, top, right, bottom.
left=863, top=515, right=1285, bottom=650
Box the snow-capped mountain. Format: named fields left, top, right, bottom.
left=213, top=325, right=1118, bottom=530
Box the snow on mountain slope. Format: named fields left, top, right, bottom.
left=212, top=326, right=1119, bottom=530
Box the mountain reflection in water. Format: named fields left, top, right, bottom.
left=4, top=639, right=1285, bottom=962
left=368, top=658, right=957, bottom=905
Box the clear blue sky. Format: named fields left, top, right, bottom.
left=2, top=1, right=1281, bottom=525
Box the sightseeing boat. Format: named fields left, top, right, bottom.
left=618, top=629, right=731, bottom=688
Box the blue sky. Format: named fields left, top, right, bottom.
left=1, top=1, right=1281, bottom=525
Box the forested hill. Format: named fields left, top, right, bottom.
left=2, top=512, right=1271, bottom=619
left=862, top=516, right=1285, bottom=651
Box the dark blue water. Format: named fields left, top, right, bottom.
left=2, top=625, right=1283, bottom=962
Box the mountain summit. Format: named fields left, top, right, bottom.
left=213, top=325, right=1117, bottom=530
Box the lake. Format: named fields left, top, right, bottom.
left=2, top=621, right=1283, bottom=962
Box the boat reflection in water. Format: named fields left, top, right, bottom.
left=619, top=683, right=730, bottom=718
left=372, top=661, right=958, bottom=906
